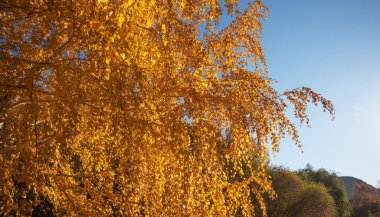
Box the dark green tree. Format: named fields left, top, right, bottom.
left=298, top=164, right=352, bottom=217
left=258, top=167, right=338, bottom=217
left=266, top=167, right=304, bottom=217
left=288, top=182, right=337, bottom=217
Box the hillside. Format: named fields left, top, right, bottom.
left=339, top=176, right=376, bottom=200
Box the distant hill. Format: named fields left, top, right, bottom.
left=339, top=176, right=376, bottom=200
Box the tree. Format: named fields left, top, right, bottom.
left=265, top=167, right=305, bottom=217
left=298, top=164, right=352, bottom=217
left=0, top=0, right=334, bottom=216
left=289, top=182, right=338, bottom=217
left=259, top=167, right=337, bottom=217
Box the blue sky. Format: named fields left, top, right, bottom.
left=259, top=0, right=380, bottom=186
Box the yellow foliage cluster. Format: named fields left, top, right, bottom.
left=0, top=0, right=334, bottom=216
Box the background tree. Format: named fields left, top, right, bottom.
left=298, top=164, right=352, bottom=217
left=265, top=167, right=304, bottom=217
left=0, top=0, right=334, bottom=216
left=288, top=182, right=337, bottom=217
left=258, top=167, right=338, bottom=217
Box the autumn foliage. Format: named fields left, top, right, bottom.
left=0, top=0, right=334, bottom=216
left=352, top=183, right=380, bottom=217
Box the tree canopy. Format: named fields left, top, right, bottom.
left=259, top=167, right=338, bottom=217
left=298, top=164, right=352, bottom=217
left=0, top=0, right=334, bottom=216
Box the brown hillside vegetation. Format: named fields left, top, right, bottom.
left=352, top=183, right=380, bottom=217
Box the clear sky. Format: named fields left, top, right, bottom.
left=258, top=0, right=380, bottom=186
